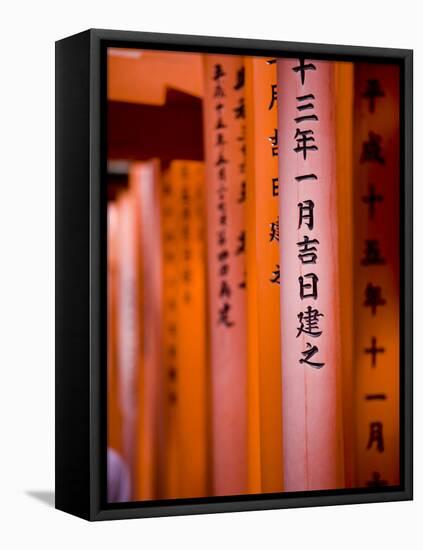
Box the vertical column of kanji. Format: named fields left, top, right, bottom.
left=203, top=56, right=248, bottom=495
left=131, top=161, right=164, bottom=500
left=245, top=56, right=283, bottom=493
left=174, top=160, right=209, bottom=498
left=353, top=64, right=400, bottom=488
left=277, top=58, right=344, bottom=491
left=157, top=165, right=181, bottom=499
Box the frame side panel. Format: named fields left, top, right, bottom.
left=55, top=30, right=91, bottom=520
left=402, top=50, right=413, bottom=500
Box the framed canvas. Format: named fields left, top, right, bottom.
left=55, top=28, right=413, bottom=521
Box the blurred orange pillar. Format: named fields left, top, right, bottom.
left=245, top=56, right=283, bottom=494
left=203, top=55, right=248, bottom=496
left=353, top=63, right=400, bottom=488
left=131, top=161, right=164, bottom=501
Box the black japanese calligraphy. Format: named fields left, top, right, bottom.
left=298, top=200, right=315, bottom=230
left=363, top=79, right=385, bottom=113
left=364, top=336, right=385, bottom=367
left=292, top=58, right=316, bottom=85
left=361, top=239, right=385, bottom=266
left=362, top=184, right=383, bottom=220
left=361, top=131, right=385, bottom=164
left=299, top=343, right=324, bottom=369
left=297, top=235, right=319, bottom=264
left=366, top=422, right=384, bottom=453
left=297, top=306, right=324, bottom=338
left=364, top=282, right=386, bottom=315
left=299, top=273, right=319, bottom=300
left=294, top=128, right=318, bottom=160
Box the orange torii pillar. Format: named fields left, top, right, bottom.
left=245, top=56, right=283, bottom=494
left=130, top=160, right=164, bottom=501
left=203, top=55, right=248, bottom=496
left=352, top=63, right=400, bottom=489
left=277, top=58, right=344, bottom=491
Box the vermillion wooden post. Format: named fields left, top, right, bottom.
left=203, top=56, right=248, bottom=495
left=277, top=58, right=344, bottom=491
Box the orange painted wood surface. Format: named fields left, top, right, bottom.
left=203, top=55, right=249, bottom=496
left=277, top=58, right=344, bottom=491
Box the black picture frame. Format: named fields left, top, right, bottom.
left=55, top=28, right=413, bottom=521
